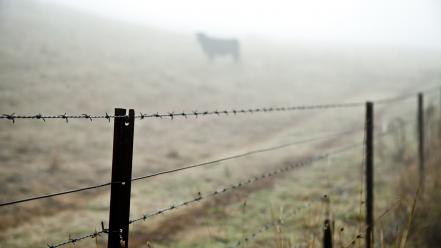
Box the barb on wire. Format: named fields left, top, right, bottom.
left=2, top=113, right=15, bottom=123
left=0, top=113, right=128, bottom=122
left=375, top=94, right=416, bottom=105
left=47, top=230, right=105, bottom=248
left=47, top=221, right=120, bottom=248
left=132, top=102, right=365, bottom=120
left=343, top=198, right=403, bottom=248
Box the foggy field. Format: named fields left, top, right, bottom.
left=1, top=0, right=441, bottom=247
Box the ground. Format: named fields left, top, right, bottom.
left=0, top=0, right=440, bottom=247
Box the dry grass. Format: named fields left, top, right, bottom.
left=1, top=0, right=441, bottom=247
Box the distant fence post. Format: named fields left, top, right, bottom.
left=323, top=219, right=333, bottom=248
left=439, top=87, right=441, bottom=140
left=365, top=102, right=374, bottom=248
left=418, top=93, right=425, bottom=188
left=108, top=108, right=135, bottom=248
left=322, top=195, right=332, bottom=248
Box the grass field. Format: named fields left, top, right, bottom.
left=1, top=0, right=441, bottom=247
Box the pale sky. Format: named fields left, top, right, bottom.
left=41, top=0, right=441, bottom=50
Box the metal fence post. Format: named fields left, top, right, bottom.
left=438, top=88, right=441, bottom=142
left=108, top=108, right=135, bottom=248
left=322, top=194, right=332, bottom=248
left=323, top=219, right=333, bottom=248
left=418, top=93, right=425, bottom=188
left=365, top=102, right=374, bottom=248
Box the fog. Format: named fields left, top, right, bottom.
left=40, top=0, right=441, bottom=50
left=1, top=1, right=441, bottom=247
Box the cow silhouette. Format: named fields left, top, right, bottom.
left=196, top=33, right=240, bottom=62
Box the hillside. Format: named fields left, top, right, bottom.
left=0, top=0, right=440, bottom=247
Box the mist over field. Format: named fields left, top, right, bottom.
left=0, top=0, right=440, bottom=247
left=39, top=0, right=441, bottom=50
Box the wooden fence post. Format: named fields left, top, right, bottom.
left=365, top=102, right=374, bottom=248
left=418, top=93, right=425, bottom=188
left=108, top=108, right=135, bottom=248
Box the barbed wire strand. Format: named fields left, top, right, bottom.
left=0, top=113, right=121, bottom=123
left=343, top=198, right=403, bottom=248
left=129, top=154, right=327, bottom=225
left=227, top=202, right=315, bottom=248
left=1, top=117, right=410, bottom=209
left=129, top=143, right=363, bottom=225
left=47, top=140, right=385, bottom=248
left=0, top=102, right=365, bottom=123
left=375, top=93, right=415, bottom=105
left=0, top=129, right=357, bottom=208
left=47, top=230, right=105, bottom=248
left=2, top=87, right=437, bottom=123
left=131, top=129, right=358, bottom=182
left=0, top=181, right=118, bottom=208
left=47, top=153, right=327, bottom=248
left=345, top=183, right=421, bottom=247
left=376, top=85, right=440, bottom=105
left=19, top=117, right=418, bottom=246
left=47, top=222, right=121, bottom=248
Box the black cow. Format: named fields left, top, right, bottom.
left=196, top=33, right=240, bottom=61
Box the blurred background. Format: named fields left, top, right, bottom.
left=0, top=0, right=440, bottom=247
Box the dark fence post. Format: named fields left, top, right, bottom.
left=418, top=93, right=425, bottom=188
left=108, top=108, right=135, bottom=248
left=322, top=195, right=332, bottom=248
left=438, top=88, right=441, bottom=142
left=323, top=219, right=333, bottom=248
left=365, top=102, right=374, bottom=248
left=439, top=87, right=441, bottom=140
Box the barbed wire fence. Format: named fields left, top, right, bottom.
left=0, top=86, right=438, bottom=248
